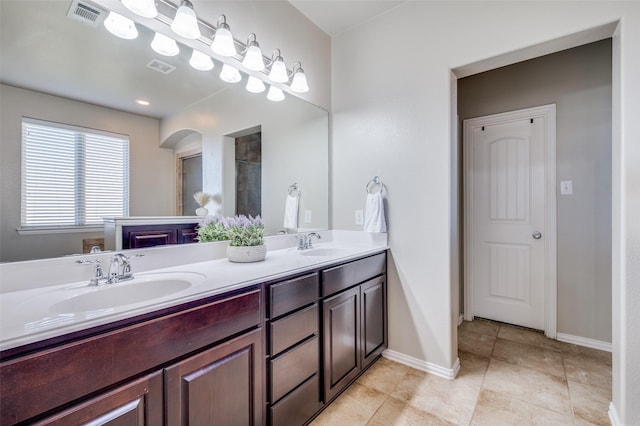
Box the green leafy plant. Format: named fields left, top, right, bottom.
left=197, top=215, right=264, bottom=246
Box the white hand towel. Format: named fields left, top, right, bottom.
left=283, top=193, right=299, bottom=230
left=364, top=192, right=387, bottom=233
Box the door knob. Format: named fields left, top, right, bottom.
left=532, top=231, right=542, bottom=240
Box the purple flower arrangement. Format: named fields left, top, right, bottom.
left=197, top=214, right=264, bottom=246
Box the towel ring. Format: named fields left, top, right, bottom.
left=366, top=176, right=383, bottom=194
left=288, top=183, right=300, bottom=197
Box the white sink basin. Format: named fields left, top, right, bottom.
left=299, top=247, right=350, bottom=257
left=49, top=272, right=205, bottom=314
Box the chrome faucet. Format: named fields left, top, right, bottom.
left=107, top=253, right=133, bottom=284
left=298, top=232, right=321, bottom=250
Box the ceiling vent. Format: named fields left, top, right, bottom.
left=67, top=0, right=106, bottom=27
left=146, top=59, right=176, bottom=75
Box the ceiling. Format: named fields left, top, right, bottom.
left=288, top=0, right=406, bottom=36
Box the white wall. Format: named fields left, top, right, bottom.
left=331, top=2, right=639, bottom=423
left=0, top=84, right=173, bottom=262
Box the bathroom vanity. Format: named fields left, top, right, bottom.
left=0, top=232, right=387, bottom=425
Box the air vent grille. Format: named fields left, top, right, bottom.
left=147, top=59, right=176, bottom=75
left=67, top=0, right=105, bottom=27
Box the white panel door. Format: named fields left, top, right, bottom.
left=469, top=115, right=546, bottom=329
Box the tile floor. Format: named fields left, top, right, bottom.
left=310, top=319, right=612, bottom=425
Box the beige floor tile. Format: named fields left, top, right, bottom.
left=367, top=396, right=455, bottom=426
left=564, top=354, right=612, bottom=390
left=482, top=359, right=572, bottom=414
left=391, top=369, right=480, bottom=425
left=492, top=337, right=565, bottom=378
left=471, top=389, right=575, bottom=425
left=568, top=380, right=611, bottom=426
left=557, top=342, right=612, bottom=366
left=497, top=324, right=564, bottom=351
left=310, top=382, right=387, bottom=426
left=458, top=326, right=496, bottom=358
left=457, top=350, right=490, bottom=387
left=459, top=319, right=500, bottom=337
left=357, top=356, right=410, bottom=394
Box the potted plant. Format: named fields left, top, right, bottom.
left=196, top=215, right=266, bottom=263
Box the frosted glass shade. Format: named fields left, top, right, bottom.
left=268, top=58, right=288, bottom=83
left=220, top=64, right=241, bottom=83
left=121, top=0, right=158, bottom=18
left=189, top=50, right=214, bottom=71
left=246, top=76, right=266, bottom=93
left=290, top=70, right=309, bottom=93
left=171, top=1, right=201, bottom=39
left=267, top=86, right=285, bottom=102
left=211, top=27, right=236, bottom=57
left=242, top=45, right=265, bottom=71
left=104, top=12, right=138, bottom=40
left=151, top=32, right=179, bottom=56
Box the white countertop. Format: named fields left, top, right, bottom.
left=0, top=231, right=387, bottom=353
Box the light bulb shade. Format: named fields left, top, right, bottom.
left=189, top=50, right=214, bottom=71
left=151, top=32, right=179, bottom=56
left=211, top=26, right=236, bottom=57
left=220, top=64, right=241, bottom=83
left=267, top=86, right=285, bottom=102
left=246, top=76, right=266, bottom=93
left=104, top=11, right=138, bottom=39
left=242, top=44, right=265, bottom=71
left=121, top=0, right=158, bottom=18
left=268, top=58, right=288, bottom=83
left=171, top=0, right=201, bottom=39
left=290, top=70, right=309, bottom=93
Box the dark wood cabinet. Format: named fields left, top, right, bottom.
left=361, top=276, right=387, bottom=369
left=122, top=223, right=198, bottom=249
left=165, top=329, right=263, bottom=426
left=31, top=372, right=163, bottom=426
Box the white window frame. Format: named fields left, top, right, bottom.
left=18, top=117, right=130, bottom=234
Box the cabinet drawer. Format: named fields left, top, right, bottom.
left=322, top=252, right=386, bottom=297
left=270, top=375, right=320, bottom=426
left=271, top=336, right=318, bottom=403
left=269, top=273, right=318, bottom=318
left=271, top=304, right=318, bottom=356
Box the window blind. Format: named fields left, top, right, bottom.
left=21, top=118, right=129, bottom=228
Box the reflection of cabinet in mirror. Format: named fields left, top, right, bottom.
left=104, top=217, right=199, bottom=251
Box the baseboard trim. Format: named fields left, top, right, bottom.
left=608, top=401, right=621, bottom=426
left=556, top=333, right=612, bottom=352
left=382, top=349, right=460, bottom=380
left=457, top=314, right=464, bottom=326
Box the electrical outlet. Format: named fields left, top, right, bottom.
left=304, top=210, right=312, bottom=223
left=355, top=210, right=364, bottom=225
left=560, top=180, right=573, bottom=195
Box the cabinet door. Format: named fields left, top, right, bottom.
left=322, top=286, right=360, bottom=402
left=177, top=224, right=198, bottom=244
left=124, top=228, right=177, bottom=249
left=165, top=329, right=263, bottom=426
left=361, top=276, right=387, bottom=369
left=32, top=372, right=163, bottom=426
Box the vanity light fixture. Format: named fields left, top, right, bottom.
left=267, top=85, right=285, bottom=102
left=268, top=49, right=288, bottom=83
left=210, top=15, right=236, bottom=57
left=121, top=0, right=158, bottom=18
left=151, top=32, right=179, bottom=56
left=289, top=62, right=309, bottom=93
left=189, top=49, right=214, bottom=71
left=220, top=64, right=241, bottom=83
left=136, top=99, right=150, bottom=106
left=170, top=0, right=201, bottom=40
left=104, top=11, right=138, bottom=39
left=241, top=34, right=265, bottom=71
left=246, top=76, right=266, bottom=93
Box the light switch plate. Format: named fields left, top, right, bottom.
left=304, top=210, right=312, bottom=223
left=355, top=210, right=364, bottom=225
left=560, top=180, right=573, bottom=195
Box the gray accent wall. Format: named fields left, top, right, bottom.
left=458, top=39, right=612, bottom=343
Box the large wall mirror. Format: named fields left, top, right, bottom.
left=0, top=0, right=328, bottom=262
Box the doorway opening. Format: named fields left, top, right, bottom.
left=176, top=149, right=202, bottom=216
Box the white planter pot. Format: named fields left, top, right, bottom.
left=195, top=207, right=208, bottom=217
left=227, top=244, right=267, bottom=263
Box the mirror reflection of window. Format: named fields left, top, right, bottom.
left=181, top=154, right=203, bottom=216
left=235, top=132, right=261, bottom=217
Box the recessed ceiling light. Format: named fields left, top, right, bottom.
left=136, top=99, right=150, bottom=106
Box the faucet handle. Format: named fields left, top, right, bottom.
left=76, top=259, right=104, bottom=286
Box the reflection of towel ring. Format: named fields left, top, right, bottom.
left=288, top=183, right=300, bottom=197
left=366, top=176, right=383, bottom=194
